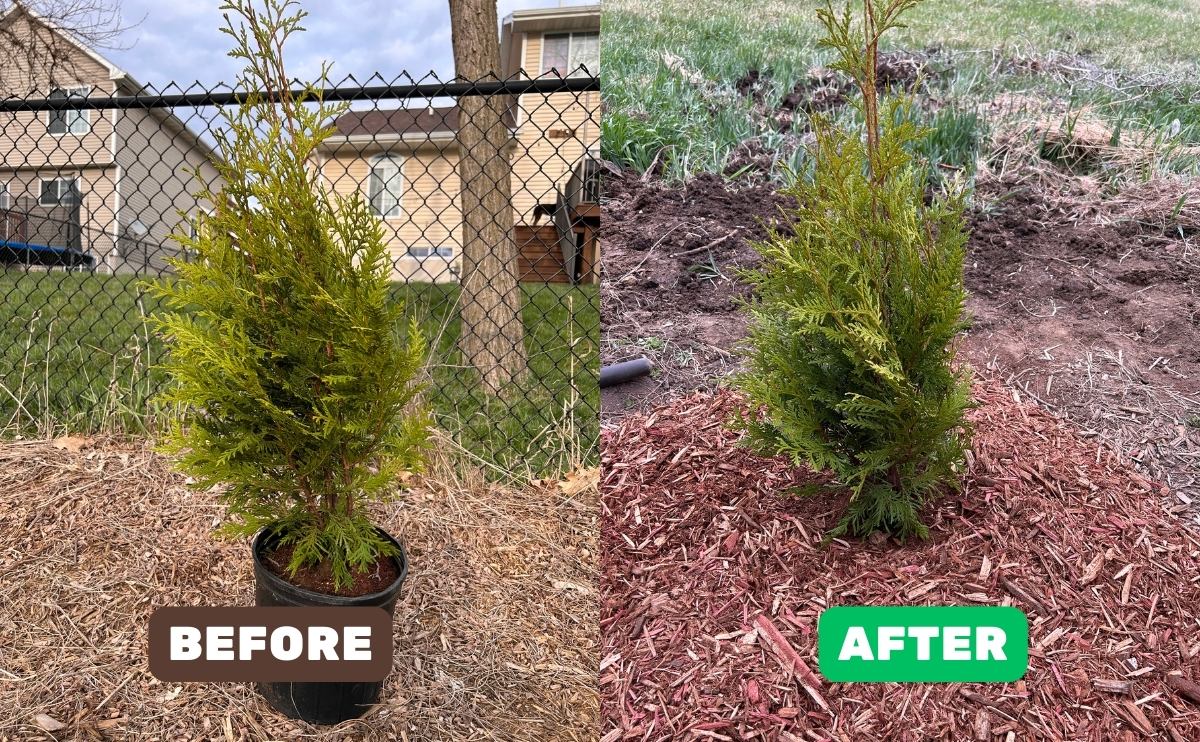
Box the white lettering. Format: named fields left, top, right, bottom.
left=238, top=625, right=266, bottom=660
left=307, top=626, right=340, bottom=661
left=877, top=626, right=905, bottom=660
left=343, top=626, right=372, bottom=660
left=907, top=626, right=939, bottom=661
left=207, top=626, right=235, bottom=660
left=943, top=626, right=972, bottom=660
left=271, top=626, right=304, bottom=661
left=839, top=626, right=874, bottom=661
left=170, top=626, right=202, bottom=660
left=975, top=627, right=1007, bottom=661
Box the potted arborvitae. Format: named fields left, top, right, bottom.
left=147, top=0, right=429, bottom=724
left=735, top=0, right=972, bottom=540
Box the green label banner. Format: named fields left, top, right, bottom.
left=817, top=606, right=1028, bottom=682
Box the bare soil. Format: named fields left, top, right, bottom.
left=600, top=170, right=786, bottom=414
left=600, top=170, right=1200, bottom=502
left=262, top=541, right=400, bottom=597
left=965, top=177, right=1199, bottom=501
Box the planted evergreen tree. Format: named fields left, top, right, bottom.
left=147, top=0, right=429, bottom=591
left=736, top=0, right=971, bottom=540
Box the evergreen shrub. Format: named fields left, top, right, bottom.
left=736, top=0, right=972, bottom=540
left=147, top=0, right=430, bottom=589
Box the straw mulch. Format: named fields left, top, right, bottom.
left=600, top=378, right=1200, bottom=741
left=0, top=438, right=597, bottom=741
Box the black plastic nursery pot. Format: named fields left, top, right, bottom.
left=251, top=528, right=408, bottom=725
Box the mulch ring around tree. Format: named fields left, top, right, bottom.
left=600, top=377, right=1200, bottom=741
left=0, top=438, right=598, bottom=741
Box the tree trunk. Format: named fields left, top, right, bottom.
left=448, top=0, right=527, bottom=394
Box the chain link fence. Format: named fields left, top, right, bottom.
left=0, top=73, right=600, bottom=473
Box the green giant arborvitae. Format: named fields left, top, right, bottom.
left=736, top=0, right=972, bottom=540
left=147, top=0, right=430, bottom=589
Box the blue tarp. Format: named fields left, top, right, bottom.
left=0, top=239, right=95, bottom=267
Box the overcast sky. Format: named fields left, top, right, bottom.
left=101, top=0, right=594, bottom=89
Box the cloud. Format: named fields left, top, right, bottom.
left=106, top=0, right=593, bottom=87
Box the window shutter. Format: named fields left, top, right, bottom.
left=369, top=164, right=384, bottom=215
left=48, top=88, right=67, bottom=134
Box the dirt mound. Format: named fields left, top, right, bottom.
left=601, top=379, right=1200, bottom=740
left=600, top=170, right=795, bottom=415
left=777, top=67, right=850, bottom=116
left=876, top=50, right=928, bottom=88
left=965, top=176, right=1200, bottom=504
left=735, top=51, right=933, bottom=132
left=734, top=69, right=765, bottom=100
left=723, top=137, right=798, bottom=178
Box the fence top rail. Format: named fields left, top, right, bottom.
left=0, top=75, right=600, bottom=112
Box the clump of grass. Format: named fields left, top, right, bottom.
left=914, top=107, right=984, bottom=187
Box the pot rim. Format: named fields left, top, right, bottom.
left=251, top=526, right=408, bottom=606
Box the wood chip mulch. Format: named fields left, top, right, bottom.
left=600, top=377, right=1200, bottom=741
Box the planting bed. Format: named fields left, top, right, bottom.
left=600, top=379, right=1200, bottom=740
left=600, top=170, right=1200, bottom=505
left=600, top=170, right=789, bottom=414
left=0, top=439, right=598, bottom=740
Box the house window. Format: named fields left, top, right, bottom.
left=39, top=177, right=79, bottom=206
left=542, top=32, right=599, bottom=77
left=368, top=155, right=403, bottom=218
left=0, top=181, right=9, bottom=210
left=47, top=87, right=90, bottom=135
left=407, top=245, right=454, bottom=259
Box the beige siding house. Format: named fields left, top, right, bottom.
left=0, top=7, right=220, bottom=273
left=317, top=4, right=600, bottom=284
left=504, top=6, right=601, bottom=223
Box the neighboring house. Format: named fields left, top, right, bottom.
left=0, top=6, right=220, bottom=273
left=317, top=4, right=601, bottom=284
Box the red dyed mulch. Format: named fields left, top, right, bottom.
left=600, top=378, right=1200, bottom=741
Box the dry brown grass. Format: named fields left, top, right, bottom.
left=978, top=101, right=1200, bottom=234
left=0, top=435, right=598, bottom=741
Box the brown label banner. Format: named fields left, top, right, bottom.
left=148, top=607, right=393, bottom=682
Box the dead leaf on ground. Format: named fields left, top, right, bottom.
left=552, top=579, right=596, bottom=595
left=52, top=436, right=92, bottom=454
left=558, top=467, right=600, bottom=497
left=35, top=713, right=66, bottom=731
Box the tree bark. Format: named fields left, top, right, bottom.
left=448, top=0, right=527, bottom=394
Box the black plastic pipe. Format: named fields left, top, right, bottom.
left=600, top=357, right=653, bottom=389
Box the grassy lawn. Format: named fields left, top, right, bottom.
left=603, top=0, right=1200, bottom=181
left=0, top=269, right=598, bottom=475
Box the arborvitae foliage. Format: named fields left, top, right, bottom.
left=147, top=0, right=430, bottom=590
left=735, top=0, right=971, bottom=540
